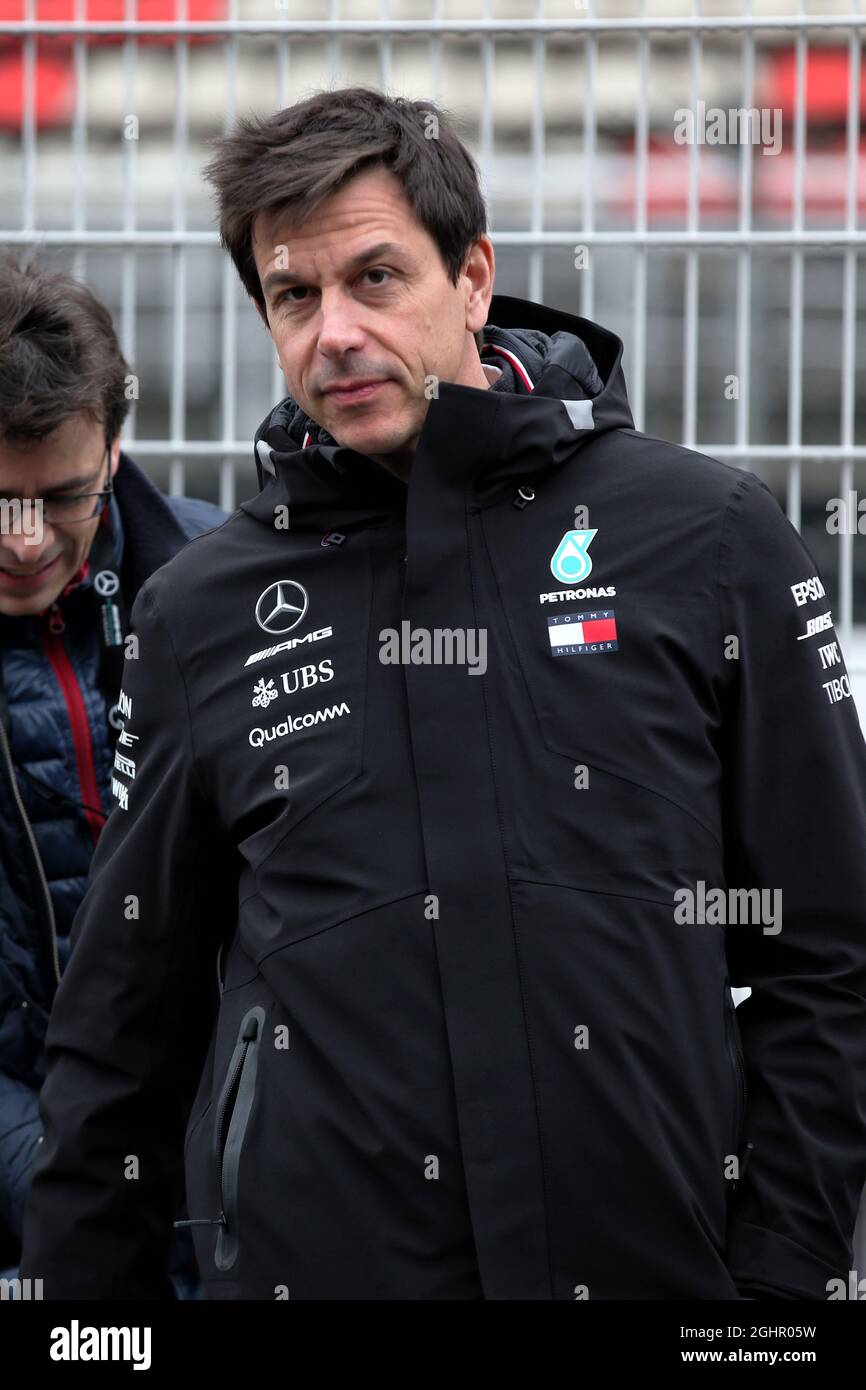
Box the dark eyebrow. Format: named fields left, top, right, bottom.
left=45, top=469, right=104, bottom=495
left=0, top=467, right=103, bottom=502
left=262, top=241, right=410, bottom=296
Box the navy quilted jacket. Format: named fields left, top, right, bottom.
left=0, top=451, right=227, bottom=1092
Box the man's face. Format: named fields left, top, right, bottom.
left=251, top=165, right=495, bottom=479
left=0, top=414, right=120, bottom=618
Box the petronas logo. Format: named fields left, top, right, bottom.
left=550, top=529, right=597, bottom=584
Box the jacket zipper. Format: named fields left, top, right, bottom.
left=41, top=603, right=104, bottom=847
left=0, top=708, right=61, bottom=986
left=174, top=1007, right=267, bottom=1260
left=216, top=1015, right=259, bottom=1220
left=213, top=1007, right=264, bottom=1271
left=724, top=984, right=748, bottom=1168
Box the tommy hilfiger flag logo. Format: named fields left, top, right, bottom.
left=548, top=609, right=618, bottom=656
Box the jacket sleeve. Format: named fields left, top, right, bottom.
left=0, top=1071, right=41, bottom=1243
left=718, top=471, right=866, bottom=1300
left=18, top=579, right=237, bottom=1298
left=165, top=494, right=229, bottom=540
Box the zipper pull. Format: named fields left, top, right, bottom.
left=731, top=1140, right=754, bottom=1196
left=174, top=1214, right=227, bottom=1229
left=46, top=602, right=65, bottom=635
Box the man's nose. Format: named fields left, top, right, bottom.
left=0, top=510, right=55, bottom=563
left=315, top=290, right=367, bottom=357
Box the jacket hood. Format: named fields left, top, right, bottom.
left=244, top=294, right=634, bottom=530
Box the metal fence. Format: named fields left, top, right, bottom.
left=1, top=3, right=864, bottom=638
left=1, top=0, right=865, bottom=1281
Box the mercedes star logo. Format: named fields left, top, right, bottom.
left=94, top=569, right=120, bottom=597
left=255, top=580, right=309, bottom=635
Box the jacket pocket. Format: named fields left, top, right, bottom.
left=724, top=982, right=748, bottom=1163
left=212, top=1004, right=266, bottom=1272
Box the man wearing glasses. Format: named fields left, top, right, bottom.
left=0, top=256, right=226, bottom=1292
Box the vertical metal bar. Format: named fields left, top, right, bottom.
left=170, top=0, right=189, bottom=498
left=682, top=0, right=701, bottom=451
left=631, top=0, right=649, bottom=435
left=21, top=0, right=36, bottom=232
left=735, top=0, right=755, bottom=469
left=71, top=0, right=87, bottom=284
left=786, top=15, right=807, bottom=533
left=272, top=34, right=291, bottom=409
left=430, top=0, right=442, bottom=102
left=379, top=0, right=391, bottom=92
left=838, top=17, right=860, bottom=649
left=220, top=0, right=240, bottom=514
left=327, top=0, right=341, bottom=82
left=527, top=0, right=545, bottom=306
left=581, top=0, right=598, bottom=323
left=479, top=0, right=494, bottom=240
left=275, top=33, right=290, bottom=112
left=121, top=0, right=140, bottom=444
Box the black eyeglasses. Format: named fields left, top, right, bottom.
left=0, top=447, right=114, bottom=526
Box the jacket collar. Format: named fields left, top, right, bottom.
left=53, top=451, right=191, bottom=601
left=48, top=496, right=125, bottom=606
left=240, top=293, right=634, bottom=534
left=111, top=450, right=192, bottom=593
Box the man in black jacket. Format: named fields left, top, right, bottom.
left=0, top=256, right=226, bottom=1288
left=19, top=88, right=866, bottom=1301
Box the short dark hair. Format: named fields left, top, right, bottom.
left=0, top=254, right=131, bottom=449
left=201, top=86, right=489, bottom=317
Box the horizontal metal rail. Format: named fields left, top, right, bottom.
left=2, top=16, right=866, bottom=37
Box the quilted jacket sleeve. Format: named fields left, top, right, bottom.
left=18, top=577, right=237, bottom=1298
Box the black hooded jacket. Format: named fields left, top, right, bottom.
left=20, top=294, right=866, bottom=1300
